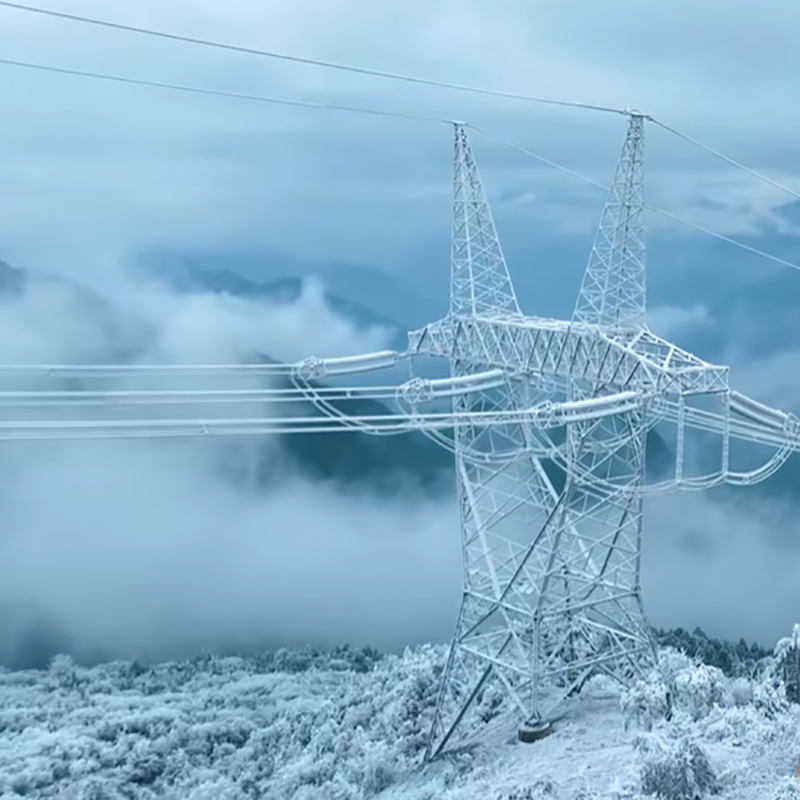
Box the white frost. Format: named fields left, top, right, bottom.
left=2, top=644, right=800, bottom=798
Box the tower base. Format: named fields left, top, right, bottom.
left=517, top=721, right=554, bottom=744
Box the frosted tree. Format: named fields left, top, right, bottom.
left=636, top=734, right=719, bottom=800
left=774, top=623, right=800, bottom=704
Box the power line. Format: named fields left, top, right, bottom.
left=0, top=0, right=628, bottom=118
left=13, top=0, right=789, bottom=209
left=646, top=206, right=800, bottom=271
left=470, top=124, right=605, bottom=195
left=651, top=117, right=800, bottom=203
left=472, top=126, right=800, bottom=275
left=0, top=57, right=456, bottom=125
left=11, top=2, right=797, bottom=210
left=0, top=53, right=797, bottom=279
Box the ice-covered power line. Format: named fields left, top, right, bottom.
left=651, top=117, right=800, bottom=202
left=475, top=126, right=800, bottom=274
left=6, top=1, right=800, bottom=218
left=0, top=0, right=628, bottom=117
left=6, top=2, right=800, bottom=209
left=0, top=57, right=458, bottom=125
left=1, top=56, right=798, bottom=275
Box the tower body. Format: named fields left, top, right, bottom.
left=426, top=119, right=658, bottom=759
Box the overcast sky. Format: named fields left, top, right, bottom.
left=0, top=0, right=799, bottom=278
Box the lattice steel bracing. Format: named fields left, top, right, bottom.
left=423, top=127, right=561, bottom=758
left=425, top=119, right=658, bottom=759
left=450, top=123, right=521, bottom=318
left=557, top=108, right=657, bottom=730
left=573, top=111, right=647, bottom=329
left=424, top=384, right=571, bottom=759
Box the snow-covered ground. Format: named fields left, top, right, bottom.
left=1, top=644, right=799, bottom=799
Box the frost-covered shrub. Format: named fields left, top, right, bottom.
left=622, top=650, right=732, bottom=731
left=475, top=684, right=504, bottom=723
left=658, top=648, right=695, bottom=683
left=700, top=703, right=769, bottom=744
left=266, top=644, right=382, bottom=675
left=47, top=653, right=89, bottom=693
left=621, top=677, right=671, bottom=731
left=771, top=776, right=800, bottom=800
left=774, top=624, right=800, bottom=704
left=671, top=663, right=729, bottom=721
left=728, top=677, right=753, bottom=707
left=186, top=644, right=383, bottom=678
left=498, top=778, right=557, bottom=799
left=581, top=673, right=621, bottom=698
left=0, top=644, right=444, bottom=799
left=636, top=734, right=719, bottom=799
left=753, top=676, right=788, bottom=719
left=70, top=778, right=130, bottom=800
left=654, top=628, right=771, bottom=678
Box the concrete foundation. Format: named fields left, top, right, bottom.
left=517, top=721, right=554, bottom=743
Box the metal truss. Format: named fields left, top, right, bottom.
left=412, top=119, right=800, bottom=759
left=0, top=117, right=798, bottom=759
left=573, top=111, right=647, bottom=329
left=450, top=122, right=521, bottom=319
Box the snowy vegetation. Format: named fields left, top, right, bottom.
left=654, top=627, right=771, bottom=678
left=2, top=632, right=800, bottom=799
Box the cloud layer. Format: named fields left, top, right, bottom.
left=0, top=266, right=795, bottom=668
left=0, top=268, right=461, bottom=668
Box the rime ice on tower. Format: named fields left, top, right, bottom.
left=573, top=111, right=647, bottom=330
left=416, top=117, right=660, bottom=759
left=404, top=117, right=800, bottom=759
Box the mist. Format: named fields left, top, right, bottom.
left=643, top=304, right=800, bottom=648
left=643, top=490, right=800, bottom=647
left=0, top=266, right=461, bottom=668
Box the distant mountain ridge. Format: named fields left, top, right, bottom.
left=0, top=259, right=25, bottom=293
left=167, top=269, right=406, bottom=343
left=143, top=248, right=444, bottom=330
left=0, top=257, right=451, bottom=496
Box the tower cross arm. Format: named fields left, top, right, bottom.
left=407, top=315, right=729, bottom=395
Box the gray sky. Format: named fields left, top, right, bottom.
left=0, top=0, right=799, bottom=276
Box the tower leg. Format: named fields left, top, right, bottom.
left=531, top=408, right=659, bottom=717
left=426, top=399, right=658, bottom=759
left=425, top=357, right=570, bottom=759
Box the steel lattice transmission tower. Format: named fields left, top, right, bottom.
left=418, top=116, right=660, bottom=759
